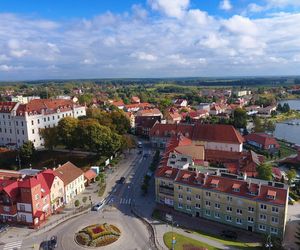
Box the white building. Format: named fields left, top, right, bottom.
left=54, top=162, right=85, bottom=204
left=0, top=99, right=86, bottom=149
left=10, top=95, right=40, bottom=104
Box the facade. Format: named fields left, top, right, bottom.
left=245, top=133, right=280, bottom=153
left=54, top=162, right=85, bottom=204
left=150, top=123, right=244, bottom=152
left=155, top=166, right=288, bottom=238
left=0, top=99, right=86, bottom=149
left=39, top=169, right=65, bottom=212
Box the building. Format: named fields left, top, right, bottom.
left=10, top=96, right=40, bottom=104
left=258, top=106, right=277, bottom=116
left=233, top=90, right=252, bottom=97
left=0, top=175, right=51, bottom=226
left=136, top=108, right=163, bottom=118
left=109, top=100, right=125, bottom=110
left=84, top=169, right=97, bottom=186
left=165, top=111, right=182, bottom=124
left=174, top=99, right=188, bottom=108
left=38, top=169, right=65, bottom=212
left=124, top=103, right=152, bottom=112
left=135, top=116, right=160, bottom=137
left=131, top=96, right=141, bottom=104
left=0, top=99, right=86, bottom=149
left=150, top=123, right=244, bottom=152
left=54, top=162, right=85, bottom=204
left=244, top=133, right=280, bottom=154
left=155, top=166, right=288, bottom=238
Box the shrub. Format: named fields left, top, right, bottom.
left=75, top=199, right=80, bottom=207
left=95, top=175, right=100, bottom=181
left=82, top=196, right=87, bottom=203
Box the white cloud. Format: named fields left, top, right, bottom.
left=0, top=6, right=300, bottom=79
left=219, top=0, right=232, bottom=11
left=247, top=3, right=266, bottom=13
left=131, top=52, right=158, bottom=61
left=148, top=0, right=190, bottom=18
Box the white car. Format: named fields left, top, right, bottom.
left=92, top=202, right=104, bottom=211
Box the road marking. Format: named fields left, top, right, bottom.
left=128, top=198, right=131, bottom=204
left=3, top=240, right=22, bottom=250
left=119, top=198, right=123, bottom=204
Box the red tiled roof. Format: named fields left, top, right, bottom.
left=155, top=166, right=179, bottom=180
left=18, top=177, right=40, bottom=188
left=0, top=102, right=18, bottom=113
left=84, top=169, right=97, bottom=180
left=267, top=190, right=277, bottom=197
left=125, top=102, right=151, bottom=109
left=136, top=108, right=162, bottom=117
left=244, top=133, right=280, bottom=149
left=211, top=179, right=219, bottom=185
left=232, top=183, right=241, bottom=189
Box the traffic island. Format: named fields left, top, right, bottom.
left=75, top=223, right=121, bottom=247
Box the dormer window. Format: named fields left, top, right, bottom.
left=267, top=190, right=276, bottom=200
left=165, top=170, right=172, bottom=177
left=211, top=179, right=219, bottom=188
left=232, top=183, right=241, bottom=192
left=182, top=173, right=191, bottom=181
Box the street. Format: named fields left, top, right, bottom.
left=0, top=141, right=156, bottom=250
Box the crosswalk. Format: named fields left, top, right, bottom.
left=3, top=240, right=22, bottom=250
left=119, top=198, right=132, bottom=205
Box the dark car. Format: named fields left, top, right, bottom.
left=0, top=224, right=9, bottom=233
left=220, top=230, right=237, bottom=239
left=50, top=236, right=57, bottom=248
left=138, top=150, right=142, bottom=155
left=118, top=177, right=125, bottom=184
left=39, top=241, right=52, bottom=250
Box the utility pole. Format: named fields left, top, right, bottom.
left=171, top=218, right=176, bottom=250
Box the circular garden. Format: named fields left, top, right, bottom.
left=75, top=223, right=121, bottom=247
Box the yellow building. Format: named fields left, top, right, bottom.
left=155, top=166, right=288, bottom=239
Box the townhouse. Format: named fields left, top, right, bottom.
left=0, top=99, right=86, bottom=149
left=155, top=166, right=288, bottom=238
left=244, top=133, right=280, bottom=154
left=54, top=162, right=85, bottom=204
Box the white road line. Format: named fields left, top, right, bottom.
left=119, top=198, right=123, bottom=204
left=128, top=198, right=131, bottom=204
left=3, top=240, right=22, bottom=250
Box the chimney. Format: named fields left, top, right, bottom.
left=258, top=181, right=262, bottom=195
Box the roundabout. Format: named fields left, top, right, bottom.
left=75, top=223, right=121, bottom=247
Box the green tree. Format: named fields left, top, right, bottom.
left=233, top=108, right=247, bottom=128
left=19, top=141, right=35, bottom=163
left=74, top=199, right=80, bottom=207
left=282, top=103, right=290, bottom=113
left=40, top=127, right=59, bottom=150
left=257, top=163, right=273, bottom=181
left=253, top=116, right=264, bottom=132
left=57, top=117, right=78, bottom=149
left=110, top=110, right=130, bottom=134
left=287, top=169, right=297, bottom=184
left=78, top=94, right=93, bottom=105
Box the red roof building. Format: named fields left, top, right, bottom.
left=244, top=133, right=280, bottom=153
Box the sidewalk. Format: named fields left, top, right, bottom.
left=0, top=152, right=138, bottom=244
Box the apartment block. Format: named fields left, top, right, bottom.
left=155, top=166, right=288, bottom=238
left=0, top=99, right=86, bottom=149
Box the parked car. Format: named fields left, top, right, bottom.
left=220, top=230, right=237, bottom=239
left=92, top=202, right=104, bottom=211
left=118, top=177, right=126, bottom=184
left=0, top=224, right=9, bottom=233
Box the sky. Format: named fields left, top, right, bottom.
left=0, top=0, right=300, bottom=80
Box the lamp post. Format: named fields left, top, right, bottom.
left=265, top=234, right=273, bottom=250
left=89, top=196, right=92, bottom=208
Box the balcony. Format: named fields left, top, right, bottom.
left=159, top=185, right=174, bottom=196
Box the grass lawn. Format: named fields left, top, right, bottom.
left=278, top=141, right=298, bottom=158
left=163, top=232, right=219, bottom=250
left=194, top=230, right=261, bottom=250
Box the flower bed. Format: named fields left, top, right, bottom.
left=75, top=223, right=121, bottom=247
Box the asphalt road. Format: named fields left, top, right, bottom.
left=15, top=142, right=155, bottom=250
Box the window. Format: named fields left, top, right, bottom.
left=186, top=196, right=192, bottom=202
left=32, top=129, right=35, bottom=134
left=35, top=194, right=39, bottom=200
left=20, top=204, right=25, bottom=211
left=178, top=203, right=183, bottom=209
left=44, top=118, right=46, bottom=122
left=53, top=116, right=55, bottom=120
left=206, top=192, right=211, bottom=197
left=20, top=214, right=26, bottom=222
left=272, top=207, right=279, bottom=213
left=38, top=119, right=40, bottom=124
left=259, top=224, right=266, bottom=231
left=215, top=203, right=220, bottom=209
left=226, top=206, right=232, bottom=212
left=271, top=217, right=278, bottom=224
left=236, top=209, right=243, bottom=215
left=214, top=212, right=220, bottom=219
left=205, top=201, right=211, bottom=207
left=36, top=203, right=40, bottom=209
left=22, top=130, right=24, bottom=135
left=270, top=227, right=278, bottom=235
left=260, top=204, right=267, bottom=210
left=178, top=185, right=182, bottom=190
left=205, top=210, right=211, bottom=216
left=48, top=117, right=50, bottom=121
left=248, top=217, right=254, bottom=223
left=236, top=218, right=242, bottom=225
left=195, top=194, right=201, bottom=200
left=186, top=187, right=191, bottom=193
left=260, top=214, right=267, bottom=221
left=226, top=215, right=232, bottom=222
left=248, top=206, right=254, bottom=213
left=31, top=120, right=34, bottom=125
left=178, top=194, right=183, bottom=200
left=57, top=115, right=60, bottom=119
left=195, top=203, right=201, bottom=209
left=16, top=121, right=18, bottom=126
left=227, top=196, right=232, bottom=202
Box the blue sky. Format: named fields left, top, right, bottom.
left=0, top=0, right=300, bottom=80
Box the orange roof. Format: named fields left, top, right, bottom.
left=267, top=190, right=277, bottom=197
left=0, top=102, right=18, bottom=113
left=84, top=169, right=97, bottom=180
left=211, top=179, right=219, bottom=185
left=232, top=183, right=241, bottom=189
left=54, top=161, right=83, bottom=186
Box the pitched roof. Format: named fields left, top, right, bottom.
left=0, top=102, right=18, bottom=113
left=54, top=161, right=83, bottom=186
left=84, top=169, right=97, bottom=180
left=244, top=133, right=280, bottom=148
left=136, top=108, right=162, bottom=117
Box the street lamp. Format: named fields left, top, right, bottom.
left=89, top=196, right=92, bottom=208
left=265, top=234, right=273, bottom=250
